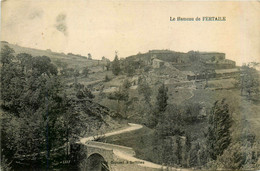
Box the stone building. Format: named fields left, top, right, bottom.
left=152, top=58, right=164, bottom=68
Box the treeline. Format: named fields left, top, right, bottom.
left=0, top=45, right=95, bottom=170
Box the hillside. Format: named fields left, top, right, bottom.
left=1, top=43, right=259, bottom=170
left=0, top=43, right=249, bottom=123
left=0, top=41, right=107, bottom=70
left=0, top=43, right=127, bottom=170
left=0, top=41, right=126, bottom=130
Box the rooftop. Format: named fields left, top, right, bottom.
left=215, top=68, right=239, bottom=74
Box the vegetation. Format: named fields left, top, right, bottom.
left=1, top=43, right=260, bottom=170
left=107, top=79, right=130, bottom=116
left=104, top=74, right=110, bottom=82
left=111, top=53, right=121, bottom=75
left=235, top=63, right=259, bottom=97
left=87, top=53, right=92, bottom=60
left=82, top=67, right=90, bottom=77
left=138, top=79, right=152, bottom=105
left=206, top=99, right=232, bottom=160
left=1, top=45, right=67, bottom=169
left=156, top=84, right=168, bottom=113
left=0, top=45, right=116, bottom=170
left=104, top=92, right=260, bottom=170
left=188, top=50, right=199, bottom=62
left=122, top=60, right=136, bottom=76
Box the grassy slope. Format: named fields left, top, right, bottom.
left=186, top=88, right=260, bottom=142
left=102, top=88, right=260, bottom=167
left=0, top=42, right=104, bottom=69
left=102, top=126, right=158, bottom=162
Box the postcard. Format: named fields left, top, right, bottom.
left=1, top=1, right=259, bottom=170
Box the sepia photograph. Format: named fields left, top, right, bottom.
left=1, top=0, right=260, bottom=170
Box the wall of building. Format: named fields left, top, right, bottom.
left=199, top=53, right=226, bottom=61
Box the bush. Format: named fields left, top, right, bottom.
left=82, top=67, right=90, bottom=77
left=144, top=66, right=151, bottom=72
left=104, top=75, right=110, bottom=82
left=1, top=153, right=12, bottom=171
left=215, top=143, right=246, bottom=170
left=182, top=102, right=203, bottom=124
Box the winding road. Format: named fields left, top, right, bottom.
left=80, top=123, right=143, bottom=144
left=80, top=123, right=190, bottom=171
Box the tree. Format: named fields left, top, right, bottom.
left=108, top=87, right=129, bottom=103
left=73, top=68, right=80, bottom=86
left=161, top=138, right=175, bottom=166
left=216, top=143, right=247, bottom=170
left=0, top=45, right=15, bottom=65
left=0, top=45, right=17, bottom=106
left=188, top=51, right=199, bottom=62
left=125, top=65, right=135, bottom=76
left=122, top=79, right=131, bottom=89
left=31, top=56, right=58, bottom=76
left=105, top=61, right=111, bottom=71
left=189, top=143, right=199, bottom=167
left=1, top=75, right=67, bottom=170
left=1, top=59, right=24, bottom=107
left=87, top=53, right=92, bottom=60
left=107, top=82, right=129, bottom=115
left=155, top=104, right=183, bottom=136
left=0, top=152, right=12, bottom=171
left=76, top=83, right=95, bottom=99
left=207, top=99, right=232, bottom=160
left=104, top=75, right=110, bottom=82
left=185, top=134, right=192, bottom=151
left=62, top=97, right=85, bottom=156
left=16, top=53, right=33, bottom=73
left=183, top=102, right=202, bottom=124
left=138, top=79, right=152, bottom=105
left=1, top=48, right=68, bottom=169
left=111, top=52, right=120, bottom=75
left=82, top=67, right=90, bottom=77
left=176, top=135, right=182, bottom=165
left=236, top=63, right=259, bottom=97
left=184, top=132, right=192, bottom=167
left=123, top=60, right=135, bottom=76
left=156, top=84, right=168, bottom=113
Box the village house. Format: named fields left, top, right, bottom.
left=152, top=58, right=165, bottom=68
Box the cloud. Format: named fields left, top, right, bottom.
left=55, top=13, right=68, bottom=36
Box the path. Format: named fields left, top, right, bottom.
left=80, top=123, right=191, bottom=171
left=80, top=123, right=143, bottom=144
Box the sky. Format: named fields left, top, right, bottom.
left=1, top=0, right=260, bottom=66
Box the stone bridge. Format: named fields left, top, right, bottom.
left=79, top=141, right=162, bottom=171
left=78, top=123, right=189, bottom=171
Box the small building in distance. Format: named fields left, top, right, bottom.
left=152, top=58, right=165, bottom=68
left=124, top=49, right=237, bottom=70
left=198, top=52, right=236, bottom=69
left=198, top=52, right=226, bottom=61
left=215, top=68, right=240, bottom=78
left=148, top=50, right=185, bottom=64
